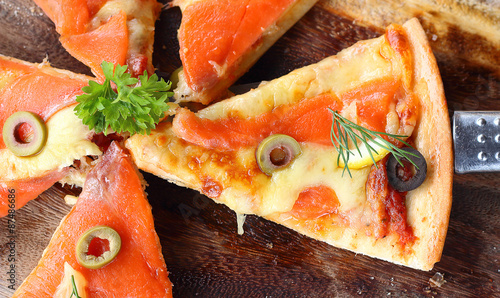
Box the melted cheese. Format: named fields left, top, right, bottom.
left=0, top=105, right=101, bottom=180
left=53, top=262, right=87, bottom=298
left=216, top=144, right=370, bottom=217
left=261, top=144, right=370, bottom=215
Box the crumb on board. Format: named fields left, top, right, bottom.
left=429, top=272, right=446, bottom=288
left=64, top=195, right=79, bottom=206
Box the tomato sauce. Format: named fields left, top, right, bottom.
left=366, top=158, right=415, bottom=245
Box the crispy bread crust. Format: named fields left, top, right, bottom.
left=402, top=18, right=453, bottom=270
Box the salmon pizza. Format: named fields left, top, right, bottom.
left=0, top=56, right=171, bottom=217
left=126, top=18, right=453, bottom=270
left=12, top=142, right=173, bottom=297
left=33, top=0, right=162, bottom=79
left=0, top=55, right=102, bottom=217
left=172, top=0, right=318, bottom=104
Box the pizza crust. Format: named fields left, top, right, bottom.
left=402, top=18, right=453, bottom=270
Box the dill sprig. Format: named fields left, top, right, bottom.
left=70, top=275, right=82, bottom=298
left=329, top=109, right=419, bottom=177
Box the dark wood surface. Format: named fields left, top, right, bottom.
left=0, top=0, right=499, bottom=297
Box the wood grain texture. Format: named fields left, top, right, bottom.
left=0, top=0, right=499, bottom=297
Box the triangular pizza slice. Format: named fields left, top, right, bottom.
left=12, top=142, right=173, bottom=297
left=172, top=0, right=318, bottom=104
left=126, top=18, right=453, bottom=270
left=33, top=0, right=161, bottom=79
left=0, top=55, right=102, bottom=217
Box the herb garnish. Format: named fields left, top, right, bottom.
left=75, top=61, right=172, bottom=135
left=70, top=275, right=82, bottom=298
left=329, top=109, right=419, bottom=177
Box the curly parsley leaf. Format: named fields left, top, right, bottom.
left=74, top=61, right=172, bottom=135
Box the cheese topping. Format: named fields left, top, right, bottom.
left=0, top=105, right=101, bottom=180
left=53, top=262, right=88, bottom=298
left=259, top=144, right=370, bottom=216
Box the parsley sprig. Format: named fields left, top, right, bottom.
left=75, top=61, right=172, bottom=135
left=329, top=109, right=419, bottom=177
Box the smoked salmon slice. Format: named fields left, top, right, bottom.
left=33, top=0, right=161, bottom=79
left=0, top=55, right=101, bottom=217
left=12, top=142, right=173, bottom=297
left=173, top=0, right=318, bottom=104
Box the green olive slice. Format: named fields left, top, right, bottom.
left=76, top=225, right=121, bottom=269
left=256, top=134, right=302, bottom=176
left=2, top=111, right=47, bottom=157
left=169, top=66, right=183, bottom=90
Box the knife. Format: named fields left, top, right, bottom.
left=453, top=111, right=500, bottom=173
left=228, top=83, right=499, bottom=174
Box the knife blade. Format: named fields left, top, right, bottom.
left=453, top=111, right=500, bottom=173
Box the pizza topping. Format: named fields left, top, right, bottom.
left=366, top=158, right=415, bottom=245
left=53, top=262, right=88, bottom=298
left=386, top=147, right=427, bottom=192
left=256, top=134, right=301, bottom=176
left=169, top=66, right=183, bottom=91
left=289, top=186, right=339, bottom=219
left=177, top=0, right=295, bottom=93
left=74, top=61, right=172, bottom=135
left=329, top=110, right=416, bottom=176
left=2, top=111, right=48, bottom=157
left=173, top=94, right=342, bottom=150
left=76, top=225, right=121, bottom=269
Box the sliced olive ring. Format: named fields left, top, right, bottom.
left=169, top=66, right=183, bottom=90
left=76, top=225, right=121, bottom=269
left=256, top=134, right=301, bottom=176
left=2, top=111, right=48, bottom=157
left=386, top=147, right=427, bottom=192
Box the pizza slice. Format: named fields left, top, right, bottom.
left=172, top=0, right=318, bottom=104
left=126, top=18, right=453, bottom=270
left=0, top=55, right=102, bottom=217
left=12, top=142, right=173, bottom=297
left=33, top=0, right=161, bottom=79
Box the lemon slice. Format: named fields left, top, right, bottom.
left=337, top=140, right=390, bottom=169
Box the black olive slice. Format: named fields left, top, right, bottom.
left=386, top=147, right=427, bottom=192
left=256, top=134, right=301, bottom=176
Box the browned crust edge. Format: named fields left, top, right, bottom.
left=403, top=18, right=453, bottom=270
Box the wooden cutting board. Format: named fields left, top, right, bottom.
left=0, top=0, right=499, bottom=297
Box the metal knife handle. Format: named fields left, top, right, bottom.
left=453, top=111, right=500, bottom=173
